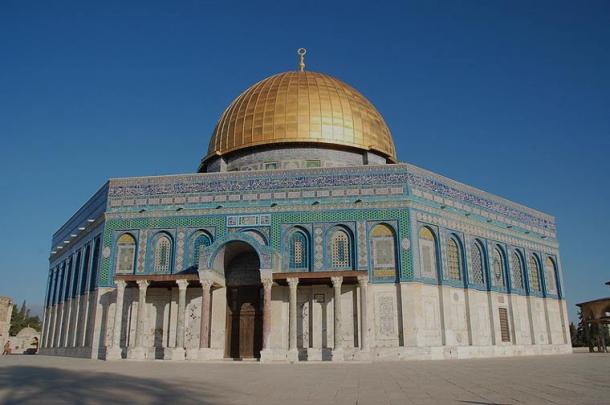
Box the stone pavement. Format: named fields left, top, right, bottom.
left=0, top=352, right=608, bottom=405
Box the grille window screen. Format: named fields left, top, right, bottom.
left=446, top=238, right=462, bottom=281
left=510, top=251, right=524, bottom=289
left=192, top=233, right=212, bottom=268
left=289, top=231, right=309, bottom=269
left=330, top=230, right=351, bottom=268
left=492, top=247, right=505, bottom=287
left=499, top=308, right=511, bottom=342
left=154, top=235, right=172, bottom=273
left=528, top=256, right=541, bottom=291
left=544, top=257, right=557, bottom=294
left=470, top=241, right=485, bottom=285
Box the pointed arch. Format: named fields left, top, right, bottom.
left=370, top=223, right=397, bottom=279
left=446, top=234, right=463, bottom=281
left=116, top=233, right=137, bottom=274
left=492, top=245, right=506, bottom=288
left=327, top=226, right=354, bottom=270
left=510, top=250, right=525, bottom=290
left=470, top=239, right=486, bottom=286
left=528, top=254, right=542, bottom=292
left=152, top=232, right=173, bottom=274
left=287, top=227, right=310, bottom=271
left=544, top=256, right=558, bottom=294
left=190, top=230, right=213, bottom=268
left=418, top=226, right=438, bottom=278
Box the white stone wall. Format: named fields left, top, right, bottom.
left=39, top=282, right=572, bottom=362
left=510, top=295, right=533, bottom=345
left=467, top=290, right=492, bottom=346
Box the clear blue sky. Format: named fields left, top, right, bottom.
left=1, top=1, right=608, bottom=322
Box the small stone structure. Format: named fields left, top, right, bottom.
left=9, top=327, right=40, bottom=354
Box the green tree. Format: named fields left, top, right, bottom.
left=9, top=301, right=41, bottom=335
left=569, top=322, right=578, bottom=346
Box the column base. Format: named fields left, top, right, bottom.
left=259, top=349, right=274, bottom=363
left=127, top=347, right=147, bottom=360
left=354, top=349, right=371, bottom=362
left=331, top=348, right=345, bottom=362
left=165, top=347, right=186, bottom=360
left=286, top=349, right=299, bottom=363
left=186, top=348, right=225, bottom=361
left=105, top=346, right=123, bottom=360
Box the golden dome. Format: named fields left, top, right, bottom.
left=204, top=70, right=396, bottom=163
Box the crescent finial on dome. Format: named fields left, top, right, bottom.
left=297, top=48, right=306, bottom=72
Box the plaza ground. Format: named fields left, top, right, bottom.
left=0, top=352, right=608, bottom=405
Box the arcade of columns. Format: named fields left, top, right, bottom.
left=105, top=274, right=370, bottom=361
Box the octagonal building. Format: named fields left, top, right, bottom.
left=40, top=55, right=571, bottom=361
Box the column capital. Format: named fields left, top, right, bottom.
left=176, top=279, right=189, bottom=290
left=262, top=277, right=274, bottom=289
left=200, top=279, right=213, bottom=290
left=357, top=275, right=369, bottom=286
left=115, top=279, right=127, bottom=290
left=136, top=280, right=150, bottom=289
left=330, top=276, right=343, bottom=288
left=287, top=277, right=299, bottom=288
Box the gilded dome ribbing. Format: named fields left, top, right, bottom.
left=205, top=71, right=396, bottom=162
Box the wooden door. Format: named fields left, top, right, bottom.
left=226, top=286, right=262, bottom=359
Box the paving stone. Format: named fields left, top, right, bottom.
left=0, top=353, right=608, bottom=404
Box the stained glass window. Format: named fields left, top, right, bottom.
left=544, top=257, right=557, bottom=294
left=289, top=231, right=309, bottom=269
left=446, top=237, right=462, bottom=281
left=192, top=233, right=212, bottom=268
left=154, top=235, right=172, bottom=273
left=510, top=251, right=524, bottom=289
left=528, top=255, right=541, bottom=291
left=116, top=233, right=136, bottom=274
left=492, top=247, right=505, bottom=287
left=331, top=230, right=351, bottom=268
left=419, top=227, right=437, bottom=277
left=470, top=241, right=485, bottom=285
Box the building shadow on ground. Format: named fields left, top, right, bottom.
left=0, top=366, right=219, bottom=405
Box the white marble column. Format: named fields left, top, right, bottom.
left=331, top=276, right=344, bottom=361
left=357, top=276, right=370, bottom=353
left=259, top=275, right=274, bottom=363
left=199, top=280, right=213, bottom=349
left=106, top=280, right=126, bottom=360
left=171, top=279, right=189, bottom=360
left=128, top=280, right=149, bottom=360
left=70, top=295, right=81, bottom=348
left=287, top=277, right=299, bottom=362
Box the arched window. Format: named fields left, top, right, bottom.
left=330, top=229, right=352, bottom=269
left=192, top=232, right=212, bottom=268
left=289, top=230, right=309, bottom=270
left=528, top=255, right=541, bottom=292
left=418, top=227, right=437, bottom=278
left=470, top=240, right=485, bottom=286
left=510, top=251, right=525, bottom=289
left=154, top=234, right=173, bottom=273
left=492, top=246, right=506, bottom=287
left=371, top=224, right=397, bottom=276
left=446, top=236, right=462, bottom=281
left=544, top=257, right=558, bottom=294
left=116, top=233, right=136, bottom=274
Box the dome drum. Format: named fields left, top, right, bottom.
left=201, top=142, right=390, bottom=173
